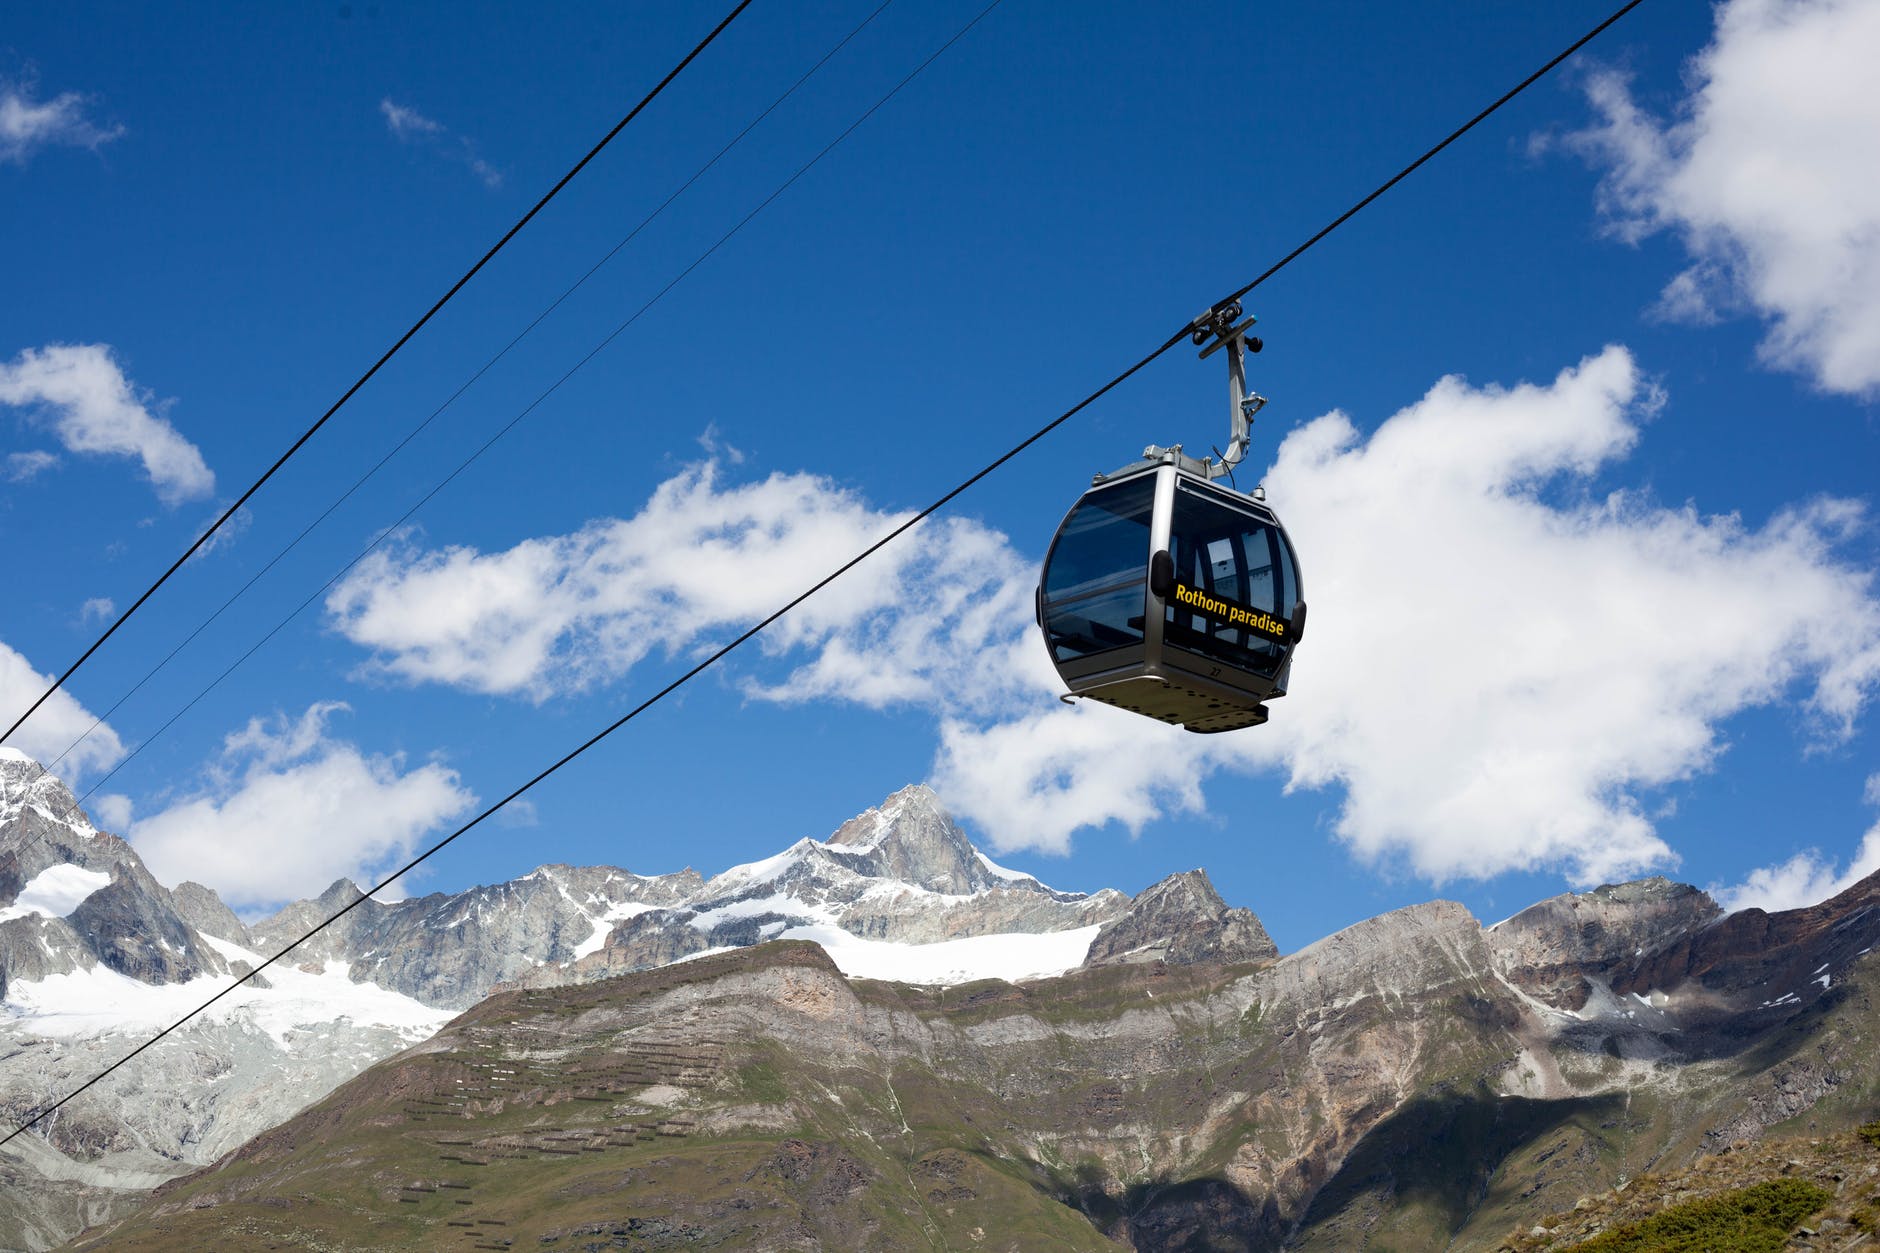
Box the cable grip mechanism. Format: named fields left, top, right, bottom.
left=1144, top=301, right=1266, bottom=481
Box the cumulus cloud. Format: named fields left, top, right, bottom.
left=380, top=98, right=502, bottom=189
left=78, top=596, right=114, bottom=623
left=1713, top=776, right=1880, bottom=913
left=930, top=705, right=1218, bottom=848
left=1234, top=347, right=1876, bottom=881
left=1568, top=0, right=1880, bottom=395
left=1710, top=832, right=1880, bottom=915
left=326, top=462, right=1031, bottom=707
left=321, top=350, right=1880, bottom=885
left=0, top=639, right=125, bottom=779
left=910, top=349, right=1865, bottom=875
left=0, top=344, right=213, bottom=503
left=128, top=702, right=477, bottom=911
left=894, top=348, right=1879, bottom=884
left=0, top=79, right=123, bottom=165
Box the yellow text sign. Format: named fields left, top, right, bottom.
left=1170, top=582, right=1289, bottom=644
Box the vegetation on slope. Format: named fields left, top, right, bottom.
left=1501, top=1124, right=1880, bottom=1252
left=1564, top=1178, right=1830, bottom=1252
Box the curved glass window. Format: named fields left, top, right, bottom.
left=1041, top=478, right=1154, bottom=662
left=1163, top=479, right=1297, bottom=677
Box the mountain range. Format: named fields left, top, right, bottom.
left=4, top=748, right=1879, bottom=1250
left=0, top=752, right=1257, bottom=1250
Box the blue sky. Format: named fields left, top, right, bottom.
left=2, top=0, right=1876, bottom=952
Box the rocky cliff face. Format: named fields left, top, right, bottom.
left=1486, top=877, right=1722, bottom=1011
left=1084, top=867, right=1277, bottom=967
left=243, top=863, right=707, bottom=1010
left=0, top=754, right=231, bottom=1001
left=1617, top=868, right=1880, bottom=1008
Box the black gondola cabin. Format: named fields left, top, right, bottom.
left=1037, top=459, right=1304, bottom=733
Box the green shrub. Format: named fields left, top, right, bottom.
left=1565, top=1178, right=1831, bottom=1253
left=1857, top=1120, right=1880, bottom=1149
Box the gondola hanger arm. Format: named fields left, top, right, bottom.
left=1144, top=301, right=1265, bottom=482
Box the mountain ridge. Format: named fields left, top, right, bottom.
left=0, top=758, right=1242, bottom=1251
left=70, top=866, right=1880, bottom=1252
left=10, top=749, right=1880, bottom=1251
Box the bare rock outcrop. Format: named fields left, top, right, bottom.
left=169, top=881, right=247, bottom=948
left=1084, top=868, right=1276, bottom=967
left=1486, top=877, right=1721, bottom=1011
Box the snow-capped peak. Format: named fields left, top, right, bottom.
left=0, top=754, right=101, bottom=842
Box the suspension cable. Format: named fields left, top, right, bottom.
left=1, top=0, right=1647, bottom=1148
left=2, top=0, right=980, bottom=874
left=0, top=0, right=758, bottom=751
left=7, top=0, right=902, bottom=827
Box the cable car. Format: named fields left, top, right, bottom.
left=1036, top=303, right=1304, bottom=733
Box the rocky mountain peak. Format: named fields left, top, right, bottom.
left=1, top=749, right=98, bottom=854
left=819, top=783, right=1000, bottom=894
left=1084, top=868, right=1277, bottom=968
left=1486, top=874, right=1722, bottom=1011
left=1, top=754, right=232, bottom=1010
left=824, top=783, right=938, bottom=847
left=171, top=880, right=248, bottom=947
left=1615, top=863, right=1880, bottom=1007
left=317, top=877, right=367, bottom=909
left=1137, top=868, right=1225, bottom=913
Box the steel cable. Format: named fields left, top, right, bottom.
left=0, top=0, right=759, bottom=750
left=2, top=0, right=1647, bottom=1147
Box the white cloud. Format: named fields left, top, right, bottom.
left=1710, top=834, right=1880, bottom=915
left=696, top=423, right=745, bottom=465
left=378, top=99, right=443, bottom=140
left=380, top=98, right=502, bottom=189
left=0, top=80, right=123, bottom=165
left=186, top=502, right=252, bottom=561
left=78, top=596, right=113, bottom=623
left=0, top=344, right=214, bottom=503
left=882, top=348, right=1880, bottom=884
left=493, top=797, right=538, bottom=829
left=930, top=705, right=1218, bottom=850
left=1234, top=347, right=1877, bottom=882
left=92, top=792, right=132, bottom=831
left=321, top=351, right=1880, bottom=886
left=1568, top=0, right=1880, bottom=396
left=1713, top=780, right=1880, bottom=913
left=3, top=449, right=58, bottom=482
left=326, top=462, right=1029, bottom=706
left=934, top=350, right=1877, bottom=880
left=0, top=639, right=125, bottom=779
left=128, top=702, right=477, bottom=910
